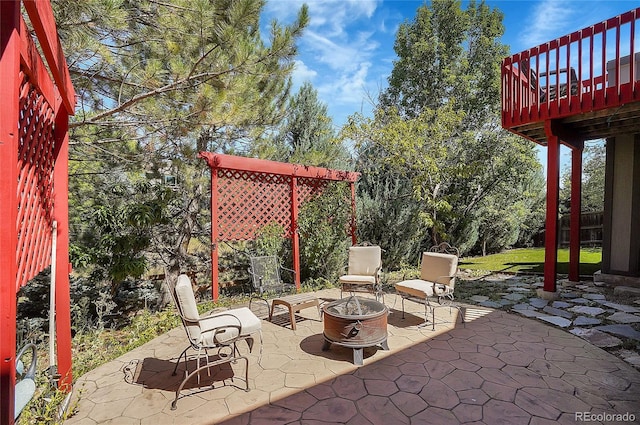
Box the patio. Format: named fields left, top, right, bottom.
left=64, top=287, right=640, bottom=425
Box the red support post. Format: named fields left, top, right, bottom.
left=569, top=143, right=584, bottom=282
left=53, top=111, right=73, bottom=390
left=0, top=2, right=21, bottom=423
left=291, top=177, right=301, bottom=290
left=543, top=121, right=561, bottom=293
left=211, top=170, right=219, bottom=301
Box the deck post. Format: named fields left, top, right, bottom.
left=569, top=143, right=584, bottom=282
left=543, top=121, right=561, bottom=295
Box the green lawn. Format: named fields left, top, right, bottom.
left=459, top=247, right=602, bottom=276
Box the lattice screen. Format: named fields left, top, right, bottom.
left=217, top=170, right=330, bottom=241
left=15, top=72, right=55, bottom=290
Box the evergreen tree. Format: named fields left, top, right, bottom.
left=54, top=0, right=309, bottom=298
left=254, top=82, right=350, bottom=168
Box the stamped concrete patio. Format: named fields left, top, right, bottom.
left=64, top=288, right=640, bottom=425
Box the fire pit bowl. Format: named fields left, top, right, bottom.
left=322, top=296, right=389, bottom=365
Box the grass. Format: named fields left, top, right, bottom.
left=459, top=247, right=602, bottom=276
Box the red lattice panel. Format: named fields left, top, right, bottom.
left=15, top=72, right=55, bottom=289
left=217, top=170, right=293, bottom=240
left=296, top=177, right=328, bottom=206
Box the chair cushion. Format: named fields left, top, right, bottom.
left=15, top=378, right=36, bottom=419
left=395, top=279, right=435, bottom=298
left=420, top=252, right=457, bottom=286
left=175, top=275, right=200, bottom=321
left=348, top=246, right=381, bottom=276
left=339, top=275, right=376, bottom=285
left=200, top=307, right=261, bottom=345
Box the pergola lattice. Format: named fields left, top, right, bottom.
left=1, top=2, right=75, bottom=424
left=199, top=153, right=360, bottom=300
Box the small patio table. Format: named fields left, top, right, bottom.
left=269, top=293, right=321, bottom=330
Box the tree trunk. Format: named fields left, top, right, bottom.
left=160, top=181, right=205, bottom=307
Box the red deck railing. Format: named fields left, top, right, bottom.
left=502, top=7, right=640, bottom=136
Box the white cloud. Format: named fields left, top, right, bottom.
left=519, top=0, right=577, bottom=48
left=291, top=60, right=317, bottom=88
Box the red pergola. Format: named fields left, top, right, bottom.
left=1, top=2, right=75, bottom=424
left=199, top=152, right=360, bottom=301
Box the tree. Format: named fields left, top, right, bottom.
left=560, top=143, right=605, bottom=214
left=344, top=0, right=544, bottom=257
left=54, top=0, right=309, bottom=300
left=254, top=82, right=350, bottom=168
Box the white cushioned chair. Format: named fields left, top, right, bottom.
left=169, top=274, right=262, bottom=409
left=394, top=251, right=463, bottom=330
left=339, top=245, right=383, bottom=301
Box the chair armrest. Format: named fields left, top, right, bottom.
left=279, top=265, right=296, bottom=276
left=16, top=343, right=37, bottom=380
left=433, top=275, right=456, bottom=285
left=199, top=312, right=244, bottom=337
left=374, top=266, right=383, bottom=283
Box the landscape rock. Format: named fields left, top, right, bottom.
left=595, top=325, right=640, bottom=341
left=542, top=306, right=573, bottom=319
left=570, top=328, right=622, bottom=348
left=573, top=316, right=602, bottom=326
left=607, top=312, right=640, bottom=324
left=539, top=316, right=572, bottom=328
left=568, top=306, right=606, bottom=316
left=613, top=285, right=640, bottom=298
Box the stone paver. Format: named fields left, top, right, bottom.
left=64, top=287, right=640, bottom=425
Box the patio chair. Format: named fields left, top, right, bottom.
left=540, top=67, right=578, bottom=102
left=339, top=245, right=383, bottom=301
left=168, top=274, right=262, bottom=410
left=394, top=248, right=464, bottom=330
left=247, top=255, right=296, bottom=310
left=14, top=343, right=37, bottom=420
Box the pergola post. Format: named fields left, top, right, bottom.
left=211, top=170, right=220, bottom=301
left=53, top=113, right=72, bottom=389
left=543, top=121, right=561, bottom=294
left=569, top=143, right=584, bottom=282
left=0, top=2, right=21, bottom=422
left=291, top=177, right=301, bottom=289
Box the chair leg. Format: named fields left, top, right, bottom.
left=172, top=346, right=190, bottom=376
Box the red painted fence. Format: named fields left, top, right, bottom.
left=1, top=1, right=75, bottom=423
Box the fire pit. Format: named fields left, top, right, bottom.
left=322, top=296, right=389, bottom=365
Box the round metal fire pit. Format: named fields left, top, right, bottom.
left=322, top=296, right=389, bottom=365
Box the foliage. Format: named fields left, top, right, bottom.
left=254, top=82, right=350, bottom=168
left=53, top=0, right=310, bottom=304
left=343, top=0, right=544, bottom=258
left=352, top=139, right=431, bottom=267
left=560, top=142, right=605, bottom=214
left=297, top=183, right=352, bottom=283
left=254, top=222, right=287, bottom=257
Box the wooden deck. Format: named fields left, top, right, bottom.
left=502, top=7, right=640, bottom=145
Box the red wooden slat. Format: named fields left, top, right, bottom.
left=0, top=2, right=21, bottom=422
left=22, top=0, right=75, bottom=114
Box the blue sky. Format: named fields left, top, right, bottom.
left=262, top=0, right=637, bottom=169
left=262, top=0, right=637, bottom=128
